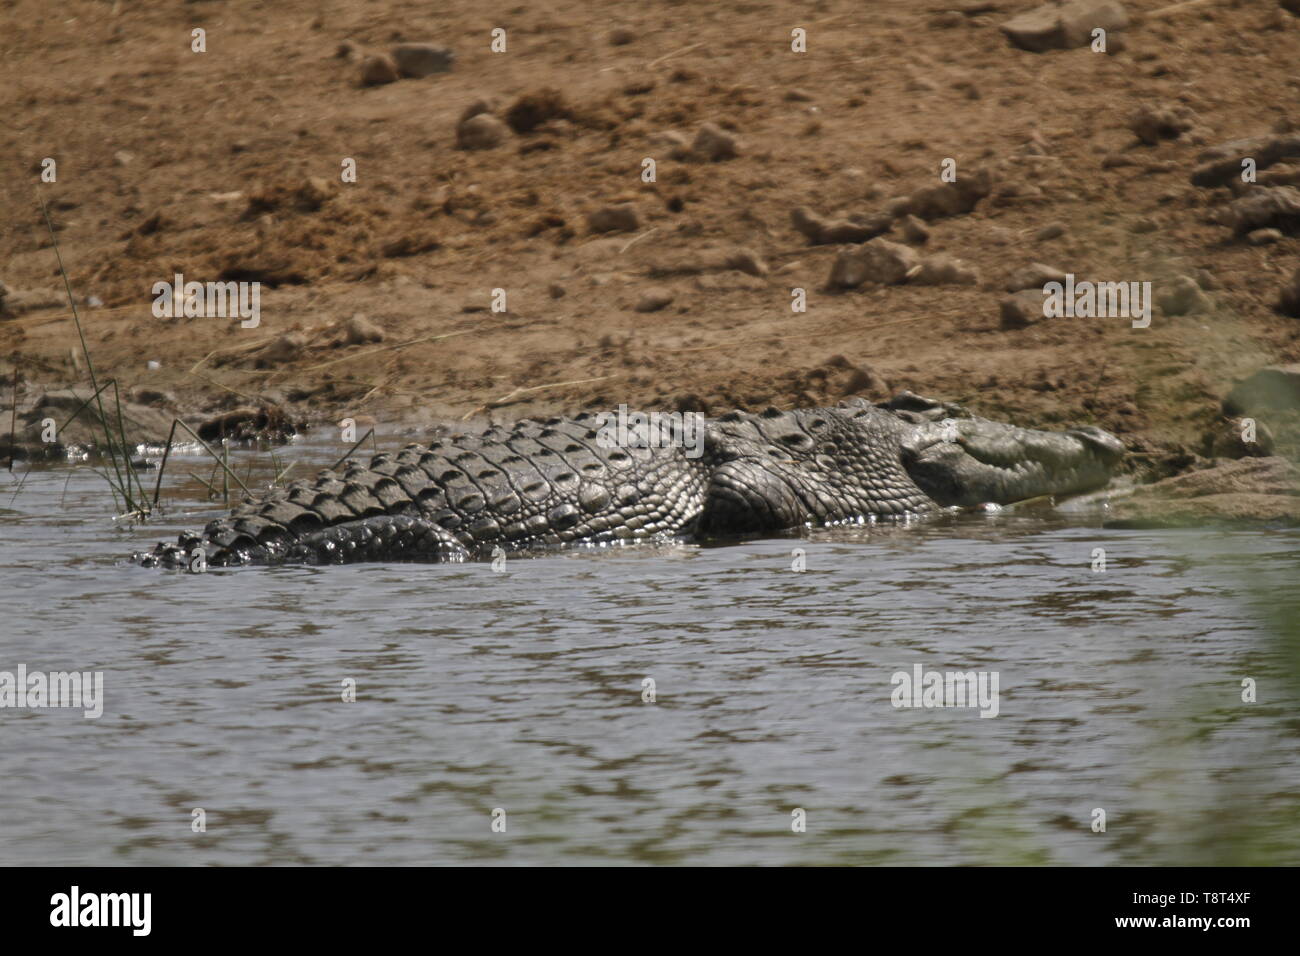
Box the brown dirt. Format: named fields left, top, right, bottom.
left=4, top=0, right=1300, bottom=480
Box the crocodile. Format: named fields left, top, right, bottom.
left=137, top=393, right=1124, bottom=569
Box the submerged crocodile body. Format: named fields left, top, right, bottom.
left=139, top=393, right=1124, bottom=568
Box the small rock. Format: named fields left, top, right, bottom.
left=1129, top=104, right=1197, bottom=146
left=1001, top=0, right=1129, bottom=53
left=505, top=88, right=571, bottom=134
left=1208, top=417, right=1275, bottom=459
left=1247, top=227, right=1284, bottom=245
left=337, top=313, right=385, bottom=345
left=358, top=53, right=399, bottom=87
left=784, top=88, right=814, bottom=102
left=459, top=98, right=494, bottom=124
left=608, top=27, right=636, bottom=46
left=1224, top=363, right=1300, bottom=413
left=1034, top=222, right=1067, bottom=241
left=1000, top=290, right=1047, bottom=329
left=1223, top=186, right=1300, bottom=237
left=548, top=283, right=567, bottom=299
left=895, top=167, right=993, bottom=221
left=1130, top=217, right=1159, bottom=234
left=912, top=255, right=979, bottom=285
left=898, top=214, right=930, bottom=244
left=586, top=203, right=640, bottom=234
left=1190, top=132, right=1300, bottom=188
left=692, top=122, right=738, bottom=162
left=456, top=113, right=509, bottom=150
left=791, top=207, right=890, bottom=245
left=1006, top=262, right=1068, bottom=292
left=721, top=248, right=769, bottom=277
left=1103, top=457, right=1300, bottom=528
left=390, top=43, right=455, bottom=78
left=1157, top=275, right=1212, bottom=316
left=828, top=238, right=921, bottom=289
left=634, top=288, right=675, bottom=313
left=113, top=150, right=133, bottom=166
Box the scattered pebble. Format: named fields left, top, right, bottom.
left=895, top=167, right=993, bottom=221
left=1001, top=0, right=1129, bottom=53
left=898, top=215, right=930, bottom=244
left=1190, top=132, right=1300, bottom=188
left=721, top=248, right=769, bottom=277
left=828, top=238, right=921, bottom=289
left=1129, top=103, right=1197, bottom=145
left=586, top=203, right=640, bottom=234
left=791, top=207, right=890, bottom=245
left=505, top=89, right=571, bottom=134
left=457, top=113, right=509, bottom=150
left=692, top=122, right=738, bottom=162
left=912, top=255, right=979, bottom=286
left=1224, top=363, right=1300, bottom=413
left=1000, top=290, right=1046, bottom=329
left=1207, top=417, right=1274, bottom=459
left=1157, top=275, right=1212, bottom=316
left=390, top=43, right=455, bottom=78
left=635, top=288, right=675, bottom=313
left=358, top=53, right=399, bottom=87
left=1006, top=262, right=1068, bottom=292
left=1223, top=186, right=1300, bottom=237
left=336, top=313, right=385, bottom=345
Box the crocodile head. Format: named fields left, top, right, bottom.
left=893, top=399, right=1125, bottom=508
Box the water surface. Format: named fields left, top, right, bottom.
left=2, top=437, right=1297, bottom=865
